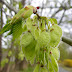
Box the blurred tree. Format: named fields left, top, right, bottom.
left=0, top=3, right=3, bottom=72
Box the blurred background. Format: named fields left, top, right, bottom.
left=0, top=0, right=72, bottom=72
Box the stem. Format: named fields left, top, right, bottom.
left=36, top=13, right=40, bottom=19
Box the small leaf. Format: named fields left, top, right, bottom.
left=40, top=67, right=48, bottom=72
left=4, top=8, right=7, bottom=12
left=19, top=2, right=23, bottom=9
left=33, top=15, right=38, bottom=25
left=48, top=61, right=54, bottom=72
left=49, top=24, right=62, bottom=47
left=18, top=51, right=24, bottom=61
left=26, top=18, right=32, bottom=30
left=8, top=51, right=12, bottom=57
left=22, top=37, right=36, bottom=64
left=37, top=32, right=50, bottom=48
left=21, top=33, right=33, bottom=47
left=33, top=64, right=40, bottom=72
left=23, top=24, right=27, bottom=32
left=50, top=55, right=59, bottom=72
left=0, top=23, right=12, bottom=35
left=12, top=22, right=23, bottom=40
left=34, top=28, right=40, bottom=40
left=49, top=18, right=58, bottom=25
left=1, top=58, right=9, bottom=68
left=51, top=48, right=60, bottom=60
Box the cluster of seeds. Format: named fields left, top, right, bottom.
left=18, top=15, right=62, bottom=72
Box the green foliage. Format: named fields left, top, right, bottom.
left=26, top=18, right=33, bottom=30
left=18, top=51, right=24, bottom=61
left=12, top=21, right=23, bottom=40
left=0, top=23, right=12, bottom=34
left=38, top=32, right=50, bottom=47
left=49, top=18, right=58, bottom=24
left=22, top=37, right=36, bottom=64
left=34, top=28, right=40, bottom=40
left=39, top=20, right=45, bottom=31
left=33, top=64, right=40, bottom=72
left=40, top=67, right=48, bottom=72
left=19, top=2, right=23, bottom=9
left=22, top=20, right=27, bottom=32
left=0, top=5, right=62, bottom=72
left=51, top=48, right=60, bottom=60
left=49, top=24, right=62, bottom=47
left=0, top=5, right=37, bottom=37
left=49, top=61, right=54, bottom=72
left=1, top=58, right=9, bottom=68
left=21, top=32, right=34, bottom=47
left=50, top=55, right=59, bottom=72
left=8, top=51, right=12, bottom=57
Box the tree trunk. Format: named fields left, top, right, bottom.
left=0, top=7, right=3, bottom=72
left=21, top=0, right=25, bottom=6
left=2, top=41, right=14, bottom=72
left=19, top=58, right=28, bottom=70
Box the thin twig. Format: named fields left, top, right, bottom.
left=51, top=8, right=62, bottom=18
left=36, top=13, right=40, bottom=19
left=41, top=0, right=44, bottom=16
left=0, top=0, right=18, bottom=14
left=58, top=10, right=66, bottom=25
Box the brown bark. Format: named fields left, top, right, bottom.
left=19, top=58, right=28, bottom=70
left=14, top=45, right=20, bottom=70
left=0, top=7, right=3, bottom=72
left=2, top=56, right=10, bottom=72
left=2, top=41, right=14, bottom=72
left=62, top=36, right=72, bottom=46
left=21, top=0, right=25, bottom=6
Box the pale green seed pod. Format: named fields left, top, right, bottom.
left=37, top=32, right=50, bottom=48
left=21, top=32, right=33, bottom=47
left=51, top=48, right=60, bottom=60
left=22, top=38, right=36, bottom=64
left=33, top=64, right=40, bottom=72
left=34, top=28, right=41, bottom=40
left=49, top=24, right=62, bottom=47
left=26, top=18, right=33, bottom=30
left=40, top=67, right=48, bottom=72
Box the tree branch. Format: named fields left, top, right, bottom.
left=58, top=10, right=66, bottom=25
left=62, top=37, right=72, bottom=46
left=40, top=5, right=72, bottom=18
left=0, top=0, right=18, bottom=14
left=40, top=6, right=72, bottom=9
left=51, top=8, right=62, bottom=18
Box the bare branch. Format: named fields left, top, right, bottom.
left=41, top=0, right=44, bottom=16
left=51, top=8, right=62, bottom=18
left=0, top=0, right=18, bottom=14
left=62, top=37, right=72, bottom=46
left=58, top=10, right=66, bottom=25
